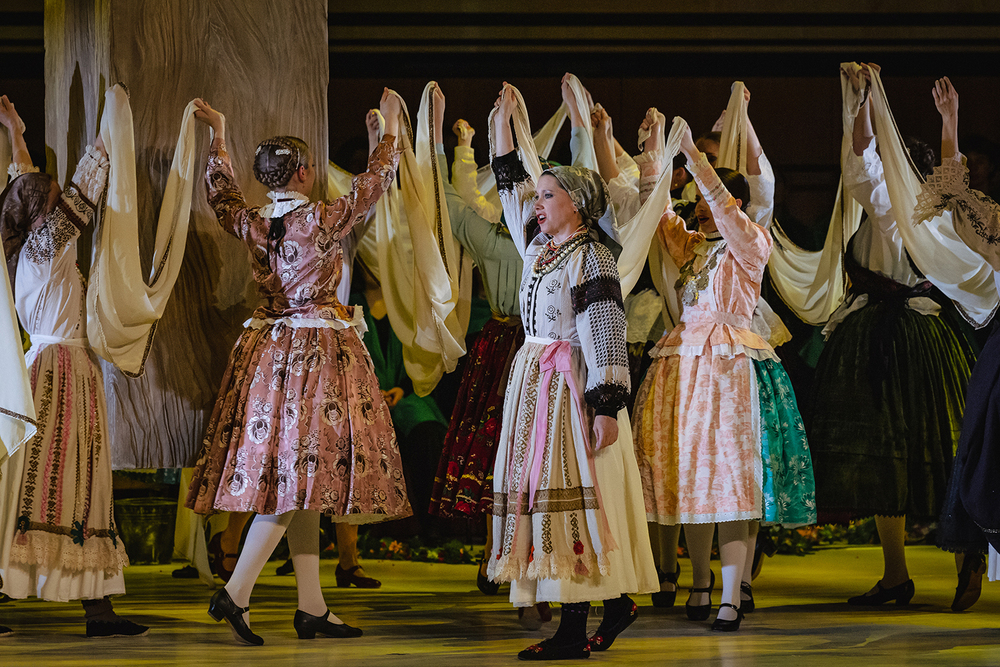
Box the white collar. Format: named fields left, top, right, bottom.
left=259, top=190, right=311, bottom=219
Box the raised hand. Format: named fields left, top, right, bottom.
left=495, top=82, right=516, bottom=120
left=679, top=123, right=698, bottom=160
left=493, top=82, right=517, bottom=156
left=561, top=72, right=586, bottom=128
left=366, top=109, right=381, bottom=154
left=933, top=76, right=959, bottom=121
left=0, top=95, right=23, bottom=132
left=453, top=119, right=475, bottom=147
left=379, top=87, right=401, bottom=140
left=432, top=82, right=446, bottom=145
left=640, top=107, right=665, bottom=152
left=193, top=98, right=225, bottom=133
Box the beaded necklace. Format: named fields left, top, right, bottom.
left=531, top=228, right=590, bottom=276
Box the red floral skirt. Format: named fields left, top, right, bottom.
left=427, top=316, right=524, bottom=518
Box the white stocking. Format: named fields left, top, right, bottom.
left=225, top=512, right=295, bottom=627
left=717, top=520, right=750, bottom=621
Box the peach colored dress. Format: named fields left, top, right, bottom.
left=633, top=154, right=776, bottom=524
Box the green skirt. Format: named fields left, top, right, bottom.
left=754, top=359, right=816, bottom=527
left=808, top=302, right=975, bottom=522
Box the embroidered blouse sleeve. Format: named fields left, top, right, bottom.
left=7, top=162, right=39, bottom=181
left=452, top=145, right=502, bottom=224
left=22, top=146, right=108, bottom=265
left=572, top=243, right=631, bottom=417
left=492, top=149, right=534, bottom=259
left=689, top=152, right=771, bottom=278
left=916, top=153, right=1000, bottom=271
left=634, top=148, right=663, bottom=206
left=319, top=135, right=399, bottom=241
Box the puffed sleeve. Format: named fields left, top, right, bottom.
left=572, top=242, right=630, bottom=417
left=844, top=138, right=895, bottom=236
left=656, top=207, right=703, bottom=269
left=688, top=152, right=771, bottom=279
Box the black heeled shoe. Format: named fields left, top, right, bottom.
left=208, top=589, right=263, bottom=646
left=477, top=558, right=500, bottom=596
left=651, top=564, right=681, bottom=608
left=588, top=597, right=638, bottom=652
left=847, top=579, right=915, bottom=606
left=740, top=581, right=755, bottom=614
left=517, top=638, right=591, bottom=661
left=293, top=609, right=363, bottom=639
left=953, top=552, right=987, bottom=612
left=710, top=602, right=744, bottom=632
left=685, top=570, right=715, bottom=621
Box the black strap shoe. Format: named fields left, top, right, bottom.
left=477, top=558, right=501, bottom=596
left=740, top=581, right=755, bottom=614
left=651, top=563, right=681, bottom=608
left=86, top=618, right=150, bottom=638
left=847, top=579, right=915, bottom=606
left=952, top=552, right=986, bottom=612
left=685, top=570, right=715, bottom=621
left=710, top=602, right=744, bottom=632
left=208, top=588, right=263, bottom=646
left=293, top=609, right=363, bottom=639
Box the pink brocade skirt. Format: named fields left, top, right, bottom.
left=185, top=323, right=412, bottom=522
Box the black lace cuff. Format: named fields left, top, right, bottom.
left=571, top=276, right=624, bottom=316
left=586, top=382, right=629, bottom=416
left=492, top=150, right=530, bottom=191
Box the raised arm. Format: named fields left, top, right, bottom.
left=22, top=141, right=109, bottom=267
left=451, top=118, right=502, bottom=223
left=680, top=124, right=770, bottom=277
left=491, top=82, right=533, bottom=258
left=193, top=98, right=252, bottom=241
left=1, top=95, right=36, bottom=178
left=915, top=77, right=1000, bottom=270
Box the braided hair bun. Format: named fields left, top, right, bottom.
left=253, top=136, right=310, bottom=189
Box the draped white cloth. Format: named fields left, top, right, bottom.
left=758, top=69, right=865, bottom=326
left=488, top=83, right=686, bottom=298
left=470, top=74, right=593, bottom=214
left=87, top=86, right=197, bottom=375
left=866, top=68, right=998, bottom=327
left=360, top=87, right=471, bottom=396
left=714, top=82, right=792, bottom=347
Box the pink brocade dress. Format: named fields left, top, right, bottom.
left=185, top=138, right=412, bottom=522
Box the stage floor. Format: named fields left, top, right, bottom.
left=1, top=544, right=998, bottom=666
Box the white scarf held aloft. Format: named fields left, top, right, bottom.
left=87, top=86, right=197, bottom=375
left=867, top=67, right=998, bottom=327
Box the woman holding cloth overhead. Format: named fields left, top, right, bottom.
left=488, top=82, right=656, bottom=661
left=186, top=90, right=410, bottom=646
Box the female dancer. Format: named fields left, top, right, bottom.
left=0, top=96, right=147, bottom=637
left=632, top=120, right=813, bottom=632
left=489, top=82, right=656, bottom=660
left=186, top=91, right=409, bottom=646
left=918, top=76, right=997, bottom=610
left=808, top=65, right=976, bottom=606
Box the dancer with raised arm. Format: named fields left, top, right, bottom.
left=0, top=95, right=147, bottom=638
left=185, top=91, right=409, bottom=646
left=917, top=76, right=1000, bottom=611
left=488, top=82, right=656, bottom=660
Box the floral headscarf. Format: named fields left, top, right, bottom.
left=539, top=165, right=621, bottom=259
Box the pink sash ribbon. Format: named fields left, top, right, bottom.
left=512, top=339, right=615, bottom=552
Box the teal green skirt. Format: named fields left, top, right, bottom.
left=754, top=358, right=817, bottom=527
